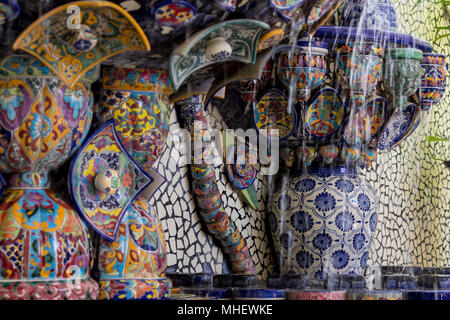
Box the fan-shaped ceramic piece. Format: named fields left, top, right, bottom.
left=13, top=1, right=150, bottom=87
left=169, top=19, right=270, bottom=92
left=69, top=120, right=153, bottom=241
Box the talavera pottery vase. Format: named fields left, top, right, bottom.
left=383, top=48, right=424, bottom=110
left=277, top=41, right=329, bottom=102
left=88, top=66, right=174, bottom=300
left=420, top=53, right=447, bottom=111
left=342, top=0, right=398, bottom=31
left=0, top=55, right=98, bottom=299
left=269, top=166, right=378, bottom=279
left=335, top=41, right=384, bottom=108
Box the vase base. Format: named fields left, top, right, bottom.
left=0, top=277, right=99, bottom=300
left=98, top=278, right=171, bottom=300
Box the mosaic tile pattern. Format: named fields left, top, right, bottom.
left=148, top=105, right=274, bottom=278
left=365, top=0, right=450, bottom=268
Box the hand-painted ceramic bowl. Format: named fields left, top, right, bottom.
left=342, top=0, right=398, bottom=31
left=269, top=166, right=378, bottom=278
left=420, top=53, right=447, bottom=110
left=277, top=42, right=329, bottom=102
left=383, top=48, right=424, bottom=109
left=335, top=42, right=384, bottom=107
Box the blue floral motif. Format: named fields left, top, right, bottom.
left=335, top=211, right=354, bottom=232
left=29, top=113, right=52, bottom=140
left=280, top=233, right=292, bottom=250
left=369, top=213, right=378, bottom=232
left=313, top=232, right=332, bottom=251
left=296, top=250, right=313, bottom=268
left=0, top=86, right=24, bottom=121
left=335, top=179, right=354, bottom=193
left=352, top=233, right=365, bottom=251
left=331, top=250, right=349, bottom=270
left=360, top=251, right=369, bottom=268
left=295, top=178, right=316, bottom=192
left=64, top=88, right=85, bottom=120
left=291, top=210, right=313, bottom=232
left=358, top=193, right=371, bottom=211
left=314, top=192, right=336, bottom=212
left=277, top=194, right=291, bottom=211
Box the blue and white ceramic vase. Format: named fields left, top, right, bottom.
left=342, top=0, right=398, bottom=31
left=269, top=167, right=378, bottom=279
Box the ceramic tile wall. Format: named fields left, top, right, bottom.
left=366, top=0, right=450, bottom=268
left=150, top=105, right=274, bottom=278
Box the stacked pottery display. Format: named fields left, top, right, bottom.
left=72, top=66, right=174, bottom=300
left=0, top=55, right=99, bottom=299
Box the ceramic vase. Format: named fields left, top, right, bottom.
left=383, top=48, right=423, bottom=110
left=277, top=41, right=329, bottom=102
left=96, top=66, right=173, bottom=300
left=0, top=55, right=98, bottom=299
left=335, top=41, right=384, bottom=108
left=419, top=53, right=447, bottom=110
left=342, top=0, right=398, bottom=31
left=269, top=166, right=378, bottom=279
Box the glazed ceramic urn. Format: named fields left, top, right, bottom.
left=92, top=66, right=173, bottom=300
left=0, top=55, right=98, bottom=299
left=269, top=166, right=378, bottom=279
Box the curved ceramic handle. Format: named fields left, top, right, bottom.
left=95, top=169, right=120, bottom=195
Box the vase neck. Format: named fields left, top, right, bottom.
left=6, top=172, right=50, bottom=189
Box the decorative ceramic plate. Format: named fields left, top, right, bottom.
left=258, top=29, right=285, bottom=52
left=378, top=103, right=418, bottom=151
left=391, top=107, right=422, bottom=149
left=343, top=96, right=388, bottom=146
left=69, top=120, right=153, bottom=241
left=0, top=0, right=19, bottom=24
left=226, top=140, right=257, bottom=190
left=169, top=19, right=269, bottom=91
left=13, top=1, right=150, bottom=87
left=253, top=89, right=297, bottom=140
left=305, top=88, right=345, bottom=138
left=153, top=0, right=197, bottom=27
